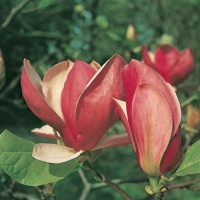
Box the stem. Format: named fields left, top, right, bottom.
left=153, top=195, right=164, bottom=200
left=181, top=95, right=199, bottom=108
left=1, top=0, right=31, bottom=29
left=148, top=176, right=164, bottom=200
left=35, top=186, right=45, bottom=200
left=182, top=131, right=195, bottom=152
left=168, top=177, right=200, bottom=190
left=78, top=169, right=92, bottom=200
left=82, top=161, right=132, bottom=200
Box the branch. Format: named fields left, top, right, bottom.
left=18, top=17, right=62, bottom=38
left=82, top=162, right=133, bottom=200
left=35, top=186, right=45, bottom=200
left=1, top=0, right=31, bottom=29
left=181, top=94, right=199, bottom=108
left=78, top=169, right=92, bottom=200
left=92, top=177, right=148, bottom=189
left=78, top=168, right=148, bottom=200
left=168, top=177, right=200, bottom=190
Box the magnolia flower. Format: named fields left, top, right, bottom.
left=142, top=45, right=194, bottom=86
left=21, top=55, right=130, bottom=163
left=0, top=50, right=5, bottom=90
left=114, top=60, right=182, bottom=176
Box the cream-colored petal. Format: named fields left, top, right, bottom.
left=31, top=125, right=60, bottom=139
left=42, top=60, right=74, bottom=120
left=90, top=60, right=101, bottom=71
left=32, top=143, right=83, bottom=163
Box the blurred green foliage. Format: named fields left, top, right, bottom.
left=0, top=0, right=200, bottom=199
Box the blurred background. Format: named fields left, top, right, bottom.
left=0, top=0, right=200, bottom=199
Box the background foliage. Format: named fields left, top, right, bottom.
left=0, top=0, right=200, bottom=199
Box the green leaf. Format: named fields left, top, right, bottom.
left=38, top=0, right=55, bottom=9
left=106, top=31, right=122, bottom=41
left=170, top=139, right=200, bottom=180
left=95, top=15, right=109, bottom=29
left=122, top=39, right=137, bottom=49
left=0, top=130, right=78, bottom=186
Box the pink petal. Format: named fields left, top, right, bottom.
left=142, top=45, right=156, bottom=69
left=132, top=83, right=173, bottom=176
left=21, top=59, right=67, bottom=136
left=122, top=59, right=181, bottom=137
left=75, top=54, right=126, bottom=150
left=0, top=49, right=5, bottom=89
left=169, top=48, right=194, bottom=86
left=61, top=60, right=96, bottom=146
left=113, top=98, right=135, bottom=150
left=93, top=133, right=131, bottom=150
left=160, top=126, right=182, bottom=174
left=154, top=45, right=180, bottom=83
left=32, top=143, right=83, bottom=163
left=42, top=60, right=73, bottom=121
left=31, top=125, right=60, bottom=139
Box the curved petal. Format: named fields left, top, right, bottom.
left=42, top=60, right=73, bottom=121
left=122, top=60, right=181, bottom=137
left=93, top=133, right=131, bottom=150
left=142, top=45, right=155, bottom=69
left=61, top=60, right=96, bottom=145
left=155, top=45, right=180, bottom=68
left=90, top=60, right=101, bottom=71
left=75, top=54, right=126, bottom=150
left=113, top=98, right=135, bottom=150
left=0, top=49, right=5, bottom=90
left=32, top=143, right=83, bottom=163
left=132, top=83, right=173, bottom=176
left=31, top=125, right=60, bottom=139
left=154, top=45, right=180, bottom=83
left=160, top=126, right=182, bottom=174
left=21, top=59, right=67, bottom=135
left=169, top=48, right=194, bottom=86
left=155, top=45, right=180, bottom=69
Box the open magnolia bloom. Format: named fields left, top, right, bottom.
left=114, top=60, right=182, bottom=176
left=142, top=45, right=194, bottom=86
left=21, top=54, right=131, bottom=163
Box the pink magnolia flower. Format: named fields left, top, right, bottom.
left=114, top=60, right=182, bottom=176
left=0, top=49, right=5, bottom=89
left=142, top=45, right=194, bottom=86
left=21, top=55, right=130, bottom=163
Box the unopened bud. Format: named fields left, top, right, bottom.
left=145, top=185, right=154, bottom=195
left=126, top=24, right=136, bottom=41
left=186, top=104, right=200, bottom=128
left=44, top=184, right=53, bottom=194
left=160, top=186, right=168, bottom=193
